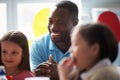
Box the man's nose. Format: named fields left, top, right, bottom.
left=50, top=23, right=57, bottom=30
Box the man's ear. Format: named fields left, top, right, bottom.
left=73, top=18, right=79, bottom=26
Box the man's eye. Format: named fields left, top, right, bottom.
left=49, top=19, right=53, bottom=24
left=55, top=22, right=65, bottom=26
left=57, top=22, right=64, bottom=24
left=49, top=20, right=53, bottom=23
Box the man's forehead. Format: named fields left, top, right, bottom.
left=49, top=7, right=69, bottom=16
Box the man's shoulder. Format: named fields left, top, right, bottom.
left=30, top=33, right=51, bottom=47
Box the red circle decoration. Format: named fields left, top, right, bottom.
left=97, top=11, right=120, bottom=41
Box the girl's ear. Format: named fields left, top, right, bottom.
left=91, top=43, right=100, bottom=57
left=73, top=18, right=79, bottom=26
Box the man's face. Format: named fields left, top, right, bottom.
left=48, top=8, right=74, bottom=43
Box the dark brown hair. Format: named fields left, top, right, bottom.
left=71, top=23, right=118, bottom=62
left=0, top=31, right=30, bottom=71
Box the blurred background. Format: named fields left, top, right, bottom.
left=0, top=0, right=120, bottom=39
left=0, top=0, right=120, bottom=65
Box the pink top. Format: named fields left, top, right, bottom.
left=13, top=70, right=34, bottom=80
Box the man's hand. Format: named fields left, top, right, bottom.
left=34, top=54, right=59, bottom=80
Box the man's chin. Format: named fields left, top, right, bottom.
left=51, top=38, right=61, bottom=43
left=52, top=38, right=70, bottom=44
left=51, top=35, right=61, bottom=42
left=51, top=35, right=70, bottom=43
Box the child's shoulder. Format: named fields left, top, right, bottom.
left=20, top=70, right=35, bottom=77
left=14, top=70, right=35, bottom=80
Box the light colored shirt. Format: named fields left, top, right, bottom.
left=81, top=58, right=111, bottom=80
left=30, top=33, right=70, bottom=70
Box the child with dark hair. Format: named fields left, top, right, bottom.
left=0, top=31, right=34, bottom=80
left=58, top=23, right=120, bottom=80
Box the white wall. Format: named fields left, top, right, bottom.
left=81, top=0, right=120, bottom=23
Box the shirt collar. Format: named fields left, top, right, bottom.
left=49, top=36, right=70, bottom=55
left=49, top=37, right=56, bottom=50
left=81, top=58, right=111, bottom=80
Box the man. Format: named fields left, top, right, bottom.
left=30, top=1, right=79, bottom=80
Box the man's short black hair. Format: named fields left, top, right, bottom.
left=56, top=0, right=78, bottom=19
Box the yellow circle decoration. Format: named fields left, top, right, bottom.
left=29, top=8, right=50, bottom=46
left=33, top=8, right=50, bottom=37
